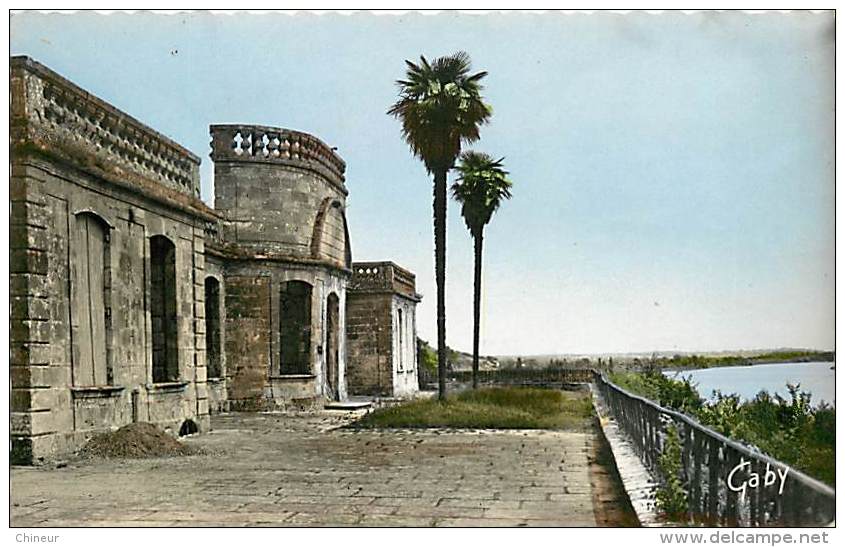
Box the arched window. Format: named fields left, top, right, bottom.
left=205, top=277, right=222, bottom=379
left=150, top=235, right=178, bottom=383
left=310, top=198, right=351, bottom=268
left=71, top=212, right=111, bottom=386
left=279, top=280, right=312, bottom=375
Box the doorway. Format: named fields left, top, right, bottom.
left=325, top=293, right=340, bottom=400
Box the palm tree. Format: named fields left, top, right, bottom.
left=452, top=151, right=513, bottom=389
left=388, top=52, right=492, bottom=400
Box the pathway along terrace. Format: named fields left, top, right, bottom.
left=11, top=408, right=635, bottom=527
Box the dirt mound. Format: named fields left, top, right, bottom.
left=79, top=423, right=196, bottom=459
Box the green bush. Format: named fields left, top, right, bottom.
left=417, top=338, right=438, bottom=374
left=610, top=370, right=703, bottom=416
left=609, top=372, right=835, bottom=486
left=633, top=350, right=833, bottom=371
left=656, top=424, right=688, bottom=520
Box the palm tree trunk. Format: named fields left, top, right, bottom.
left=433, top=168, right=448, bottom=400
left=472, top=230, right=483, bottom=389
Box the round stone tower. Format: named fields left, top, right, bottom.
left=210, top=124, right=351, bottom=267
left=209, top=124, right=351, bottom=407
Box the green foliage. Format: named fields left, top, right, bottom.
left=451, top=151, right=513, bottom=235
left=610, top=372, right=835, bottom=486
left=387, top=52, right=492, bottom=171
left=655, top=425, right=688, bottom=520
left=388, top=52, right=493, bottom=401
left=416, top=338, right=469, bottom=372
left=610, top=370, right=704, bottom=416
left=353, top=387, right=594, bottom=430
left=417, top=338, right=438, bottom=374
left=447, top=346, right=463, bottom=368
left=752, top=350, right=835, bottom=363
left=634, top=350, right=833, bottom=371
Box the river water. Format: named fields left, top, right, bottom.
left=664, top=361, right=835, bottom=407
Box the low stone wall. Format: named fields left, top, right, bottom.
left=432, top=368, right=595, bottom=389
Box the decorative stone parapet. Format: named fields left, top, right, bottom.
left=10, top=56, right=201, bottom=198
left=210, top=124, right=346, bottom=190
left=349, top=262, right=421, bottom=302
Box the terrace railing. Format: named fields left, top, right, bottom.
left=444, top=367, right=594, bottom=387
left=593, top=371, right=835, bottom=527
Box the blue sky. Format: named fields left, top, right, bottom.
left=10, top=11, right=835, bottom=355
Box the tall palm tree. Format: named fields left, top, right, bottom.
left=452, top=151, right=513, bottom=389
left=388, top=52, right=492, bottom=400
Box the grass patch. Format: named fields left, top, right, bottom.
left=353, top=387, right=594, bottom=430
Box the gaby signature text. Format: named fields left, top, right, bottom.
left=727, top=458, right=788, bottom=501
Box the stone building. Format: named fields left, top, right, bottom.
left=346, top=262, right=421, bottom=397
left=9, top=56, right=419, bottom=464
left=207, top=124, right=352, bottom=409
left=10, top=57, right=212, bottom=463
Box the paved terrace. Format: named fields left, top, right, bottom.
left=11, top=411, right=632, bottom=527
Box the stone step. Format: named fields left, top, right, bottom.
left=324, top=401, right=373, bottom=410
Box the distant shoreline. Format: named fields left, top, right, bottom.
left=663, top=356, right=835, bottom=374
left=490, top=350, right=834, bottom=373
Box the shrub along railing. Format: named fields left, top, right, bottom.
left=594, top=371, right=835, bottom=527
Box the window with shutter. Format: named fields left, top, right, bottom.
left=72, top=213, right=109, bottom=386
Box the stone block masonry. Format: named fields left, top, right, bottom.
left=9, top=56, right=422, bottom=463
left=10, top=56, right=211, bottom=463
left=346, top=292, right=394, bottom=394
left=346, top=262, right=421, bottom=397
left=209, top=124, right=353, bottom=409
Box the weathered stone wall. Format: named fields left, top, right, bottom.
left=9, top=57, right=422, bottom=464
left=223, top=273, right=271, bottom=403
left=210, top=125, right=351, bottom=269
left=10, top=56, right=211, bottom=464
left=218, top=261, right=349, bottom=408
left=346, top=262, right=421, bottom=398
left=346, top=292, right=394, bottom=395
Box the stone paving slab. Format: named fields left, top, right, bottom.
left=11, top=411, right=601, bottom=527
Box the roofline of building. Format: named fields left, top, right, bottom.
left=11, top=55, right=201, bottom=164
left=351, top=260, right=417, bottom=281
